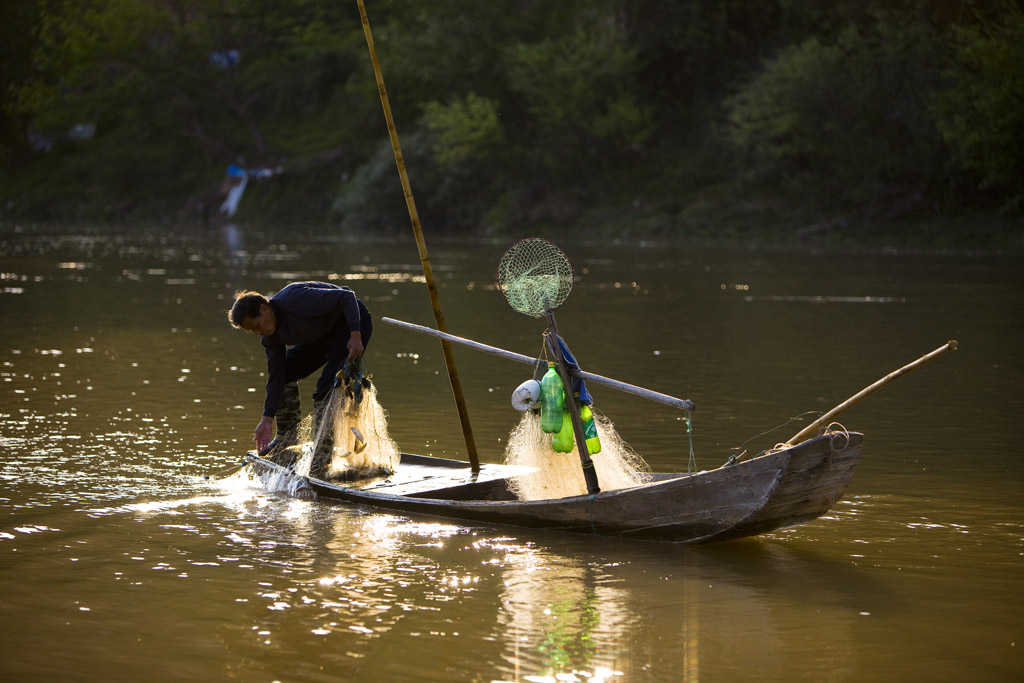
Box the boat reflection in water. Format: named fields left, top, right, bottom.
left=491, top=539, right=859, bottom=682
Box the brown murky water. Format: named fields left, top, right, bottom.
left=1, top=224, right=1021, bottom=682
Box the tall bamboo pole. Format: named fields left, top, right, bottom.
left=785, top=340, right=958, bottom=446
left=356, top=0, right=480, bottom=470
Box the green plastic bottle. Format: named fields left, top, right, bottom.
left=551, top=406, right=575, bottom=453
left=539, top=363, right=565, bottom=433
left=580, top=404, right=602, bottom=455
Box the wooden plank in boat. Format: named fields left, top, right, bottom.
left=330, top=453, right=533, bottom=497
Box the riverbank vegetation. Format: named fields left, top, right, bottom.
left=2, top=1, right=1021, bottom=249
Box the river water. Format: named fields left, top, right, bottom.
left=1, top=223, right=1020, bottom=682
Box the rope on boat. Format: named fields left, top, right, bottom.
left=685, top=412, right=697, bottom=474
left=723, top=411, right=823, bottom=466
left=771, top=420, right=850, bottom=454
left=533, top=337, right=552, bottom=379
left=823, top=422, right=849, bottom=507
left=825, top=422, right=851, bottom=450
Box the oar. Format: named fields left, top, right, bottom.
left=357, top=0, right=480, bottom=470
left=382, top=316, right=696, bottom=412
left=784, top=340, right=958, bottom=446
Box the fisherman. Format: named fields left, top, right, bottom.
left=228, top=281, right=372, bottom=461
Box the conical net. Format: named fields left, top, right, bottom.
left=291, top=381, right=400, bottom=480
left=502, top=411, right=652, bottom=500
left=497, top=238, right=574, bottom=317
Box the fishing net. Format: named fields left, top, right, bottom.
left=291, top=377, right=400, bottom=480
left=322, top=381, right=399, bottom=478
left=503, top=411, right=652, bottom=501
left=497, top=238, right=574, bottom=317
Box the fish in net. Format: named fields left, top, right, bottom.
left=286, top=380, right=400, bottom=481
left=502, top=410, right=652, bottom=501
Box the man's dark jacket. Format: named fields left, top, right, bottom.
left=261, top=281, right=362, bottom=417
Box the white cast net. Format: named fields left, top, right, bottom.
left=502, top=410, right=652, bottom=500
left=293, top=381, right=400, bottom=479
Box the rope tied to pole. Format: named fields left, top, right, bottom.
left=684, top=412, right=697, bottom=474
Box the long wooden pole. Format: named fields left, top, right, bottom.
left=545, top=312, right=601, bottom=494
left=357, top=0, right=480, bottom=470
left=382, top=316, right=696, bottom=412
left=785, top=340, right=958, bottom=446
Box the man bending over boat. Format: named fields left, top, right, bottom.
left=228, top=281, right=372, bottom=460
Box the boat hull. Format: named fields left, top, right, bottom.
left=245, top=432, right=862, bottom=544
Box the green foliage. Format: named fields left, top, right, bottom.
left=506, top=25, right=651, bottom=167
left=6, top=0, right=369, bottom=220
left=0, top=0, right=53, bottom=170
left=330, top=136, right=412, bottom=233
left=330, top=126, right=503, bottom=235
left=725, top=16, right=947, bottom=211
left=726, top=37, right=845, bottom=178
left=0, top=0, right=1021, bottom=238
left=932, top=1, right=1024, bottom=210
left=422, top=94, right=503, bottom=168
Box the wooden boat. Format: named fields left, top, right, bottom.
left=245, top=430, right=862, bottom=544
left=259, top=10, right=952, bottom=545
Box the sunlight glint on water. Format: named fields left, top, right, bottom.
left=0, top=225, right=1020, bottom=682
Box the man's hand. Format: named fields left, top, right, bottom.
left=346, top=330, right=364, bottom=361
left=253, top=416, right=275, bottom=453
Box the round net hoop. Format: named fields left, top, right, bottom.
left=497, top=238, right=574, bottom=317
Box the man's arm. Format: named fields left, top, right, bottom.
left=262, top=341, right=286, bottom=420
left=347, top=330, right=364, bottom=361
